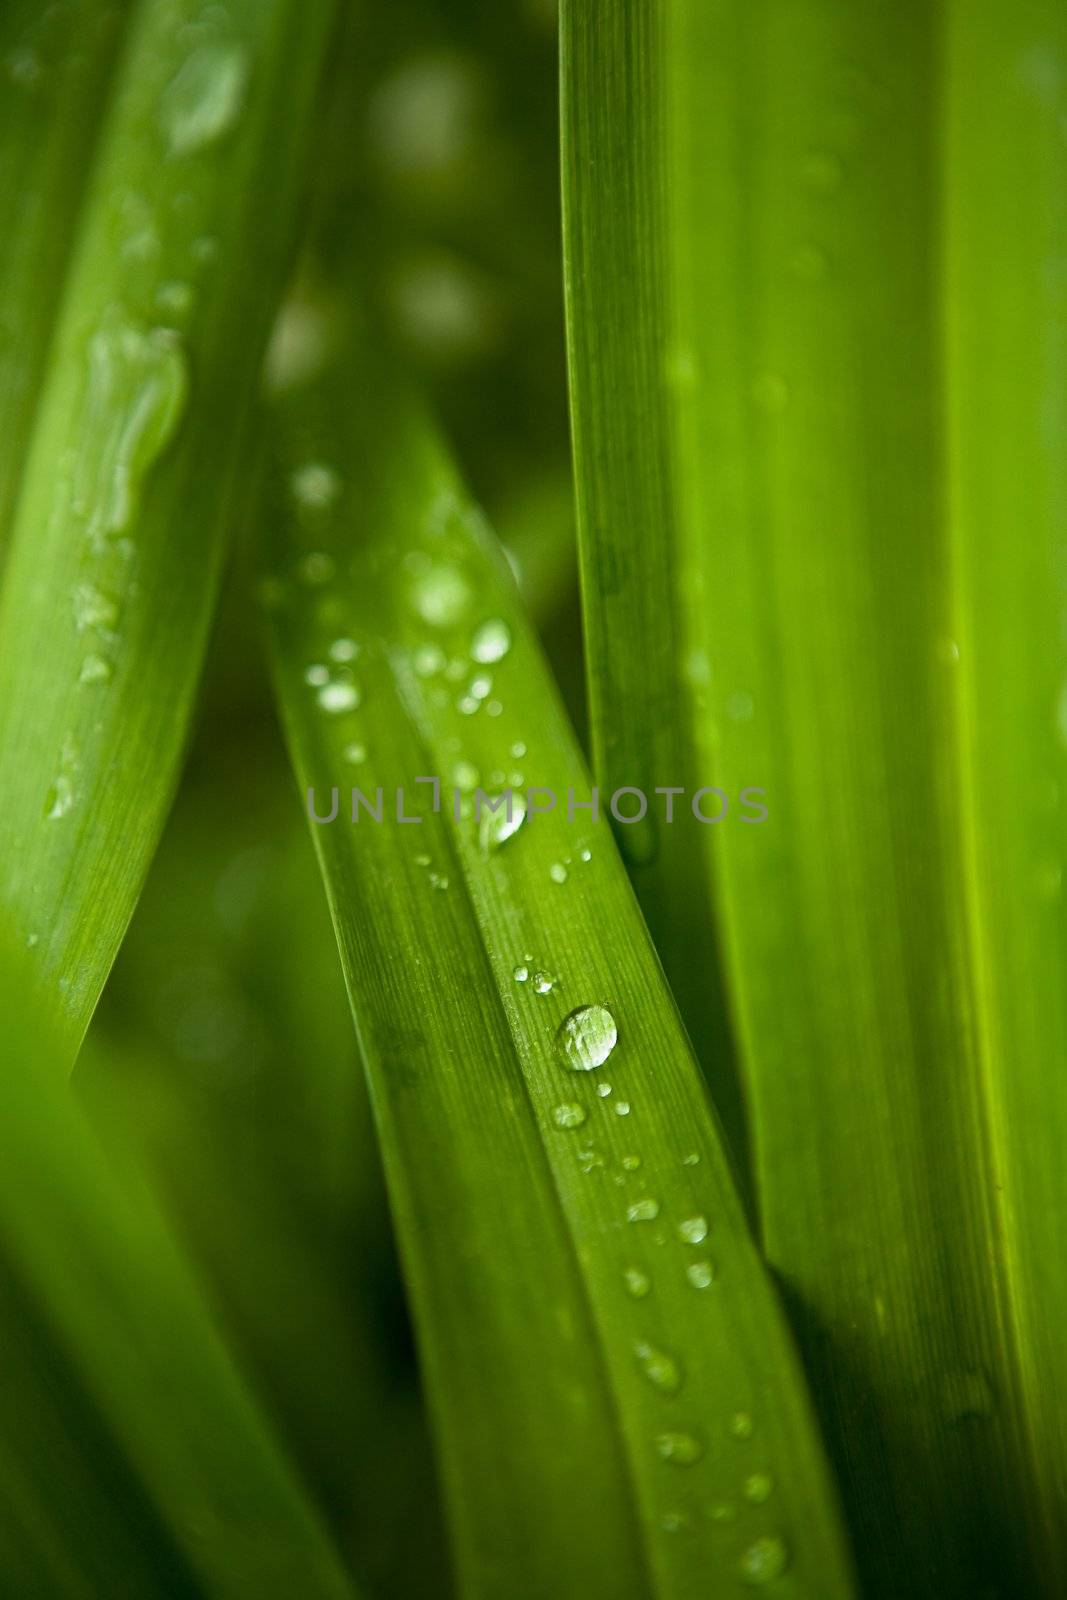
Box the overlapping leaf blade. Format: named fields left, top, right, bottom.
left=263, top=342, right=855, bottom=1599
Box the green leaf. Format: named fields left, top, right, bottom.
left=0, top=0, right=336, bottom=1051
left=946, top=1, right=1067, bottom=1588
left=262, top=343, right=855, bottom=1599
left=0, top=0, right=126, bottom=559
left=564, top=0, right=1066, bottom=1592
left=560, top=0, right=744, bottom=1163
left=0, top=934, right=358, bottom=1599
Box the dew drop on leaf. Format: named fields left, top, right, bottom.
left=160, top=43, right=250, bottom=157
left=553, top=1103, right=587, bottom=1130
left=470, top=617, right=511, bottom=663
left=654, top=1431, right=704, bottom=1466
left=622, top=1267, right=651, bottom=1299
left=556, top=1003, right=618, bottom=1070
left=738, top=1535, right=789, bottom=1586
left=634, top=1341, right=683, bottom=1395
left=480, top=791, right=527, bottom=852
left=678, top=1216, right=709, bottom=1244
left=627, top=1198, right=660, bottom=1223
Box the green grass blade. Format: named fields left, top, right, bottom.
left=560, top=0, right=743, bottom=1161
left=0, top=0, right=335, bottom=1048
left=0, top=1, right=126, bottom=558
left=0, top=937, right=358, bottom=1599
left=262, top=344, right=855, bottom=1599
left=565, top=0, right=1057, bottom=1591
left=946, top=1, right=1067, bottom=1585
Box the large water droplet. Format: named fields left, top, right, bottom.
left=627, top=1198, right=660, bottom=1223
left=317, top=680, right=360, bottom=714
left=686, top=1260, right=715, bottom=1290
left=556, top=1004, right=618, bottom=1071
left=738, top=1535, right=789, bottom=1586
left=634, top=1341, right=683, bottom=1395
left=161, top=43, right=250, bottom=157
left=470, top=617, right=512, bottom=663
left=678, top=1216, right=709, bottom=1244
left=411, top=562, right=472, bottom=626
left=553, top=1103, right=586, bottom=1130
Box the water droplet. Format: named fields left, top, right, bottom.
left=729, top=1412, right=754, bottom=1441
left=457, top=694, right=480, bottom=716
left=513, top=964, right=529, bottom=983
left=305, top=663, right=330, bottom=686
left=557, top=1004, right=618, bottom=1071
left=678, top=1216, right=708, bottom=1244
left=73, top=584, right=119, bottom=632
left=533, top=971, right=554, bottom=995
left=597, top=1082, right=612, bottom=1098
left=79, top=653, right=112, bottom=685
left=329, top=637, right=359, bottom=663
left=744, top=1473, right=773, bottom=1505
left=738, top=1535, right=789, bottom=1586
left=683, top=1152, right=700, bottom=1167
left=549, top=862, right=568, bottom=884
left=415, top=643, right=446, bottom=677
left=623, top=1267, right=651, bottom=1299
left=627, top=1198, right=660, bottom=1223
left=471, top=617, right=512, bottom=663
left=615, top=1100, right=631, bottom=1117
left=155, top=280, right=195, bottom=320
left=510, top=740, right=527, bottom=758
left=634, top=1341, right=683, bottom=1395
left=317, top=680, right=360, bottom=714
left=469, top=673, right=492, bottom=700
left=161, top=43, right=250, bottom=157
left=45, top=774, right=75, bottom=821
left=686, top=1261, right=715, bottom=1289
left=579, top=847, right=592, bottom=862
left=411, top=562, right=472, bottom=626
left=553, top=1103, right=587, bottom=1129
left=655, top=1431, right=704, bottom=1466
left=937, top=637, right=961, bottom=665
left=452, top=759, right=480, bottom=792
left=291, top=460, right=341, bottom=511
left=480, top=791, right=527, bottom=852
left=77, top=316, right=188, bottom=543
left=343, top=741, right=367, bottom=765
left=621, top=1154, right=641, bottom=1171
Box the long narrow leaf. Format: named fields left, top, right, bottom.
left=0, top=935, right=358, bottom=1599
left=0, top=0, right=335, bottom=1048
left=946, top=0, right=1067, bottom=1585
left=263, top=345, right=855, bottom=1598
left=564, top=0, right=1057, bottom=1592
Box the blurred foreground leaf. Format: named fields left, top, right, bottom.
left=0, top=0, right=335, bottom=1050
left=0, top=935, right=358, bottom=1599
